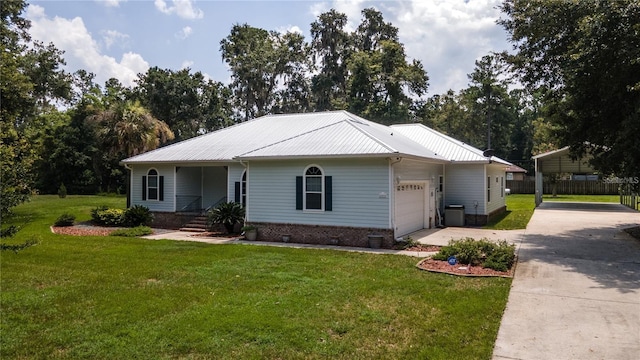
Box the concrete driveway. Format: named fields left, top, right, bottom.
left=493, top=202, right=640, bottom=360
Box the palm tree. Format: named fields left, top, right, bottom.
left=88, top=101, right=174, bottom=157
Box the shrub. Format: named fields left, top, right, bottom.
left=57, top=183, right=67, bottom=198
left=54, top=213, right=75, bottom=227
left=208, top=202, right=245, bottom=234
left=124, top=205, right=153, bottom=227
left=110, top=226, right=153, bottom=237
left=432, top=237, right=516, bottom=271
left=91, top=206, right=125, bottom=226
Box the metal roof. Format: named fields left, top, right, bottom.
left=390, top=123, right=512, bottom=165
left=122, top=111, right=447, bottom=164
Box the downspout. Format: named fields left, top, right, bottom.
left=389, top=157, right=403, bottom=238
left=123, top=163, right=132, bottom=208
left=238, top=159, right=248, bottom=222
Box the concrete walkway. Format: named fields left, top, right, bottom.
left=493, top=202, right=640, bottom=360
left=142, top=231, right=437, bottom=257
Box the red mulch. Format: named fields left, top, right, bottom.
left=52, top=226, right=118, bottom=236
left=416, top=258, right=515, bottom=278
left=402, top=244, right=441, bottom=252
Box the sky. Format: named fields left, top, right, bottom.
left=26, top=0, right=511, bottom=96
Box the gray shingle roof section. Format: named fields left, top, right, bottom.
left=122, top=111, right=447, bottom=164
left=390, top=123, right=512, bottom=165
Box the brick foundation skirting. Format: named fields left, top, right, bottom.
left=464, top=206, right=507, bottom=226
left=151, top=212, right=199, bottom=229
left=247, top=222, right=395, bottom=249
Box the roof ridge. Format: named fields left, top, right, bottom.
left=235, top=119, right=349, bottom=157
left=394, top=123, right=485, bottom=157
left=342, top=118, right=398, bottom=153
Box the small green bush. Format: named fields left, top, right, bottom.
left=124, top=205, right=153, bottom=227
left=432, top=237, right=516, bottom=271
left=110, top=226, right=153, bottom=237
left=54, top=213, right=75, bottom=227
left=57, top=183, right=67, bottom=198
left=91, top=206, right=125, bottom=226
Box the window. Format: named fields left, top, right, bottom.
left=142, top=169, right=163, bottom=201
left=501, top=176, right=504, bottom=197
left=487, top=176, right=491, bottom=203
left=147, top=169, right=159, bottom=200
left=241, top=171, right=247, bottom=206
left=438, top=175, right=444, bottom=193
left=305, top=166, right=323, bottom=210
left=296, top=166, right=332, bottom=212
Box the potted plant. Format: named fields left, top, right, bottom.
left=207, top=202, right=245, bottom=234
left=242, top=225, right=257, bottom=240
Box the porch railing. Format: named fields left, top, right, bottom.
left=204, top=196, right=228, bottom=213
left=176, top=195, right=202, bottom=213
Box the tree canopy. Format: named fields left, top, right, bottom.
left=499, top=0, right=640, bottom=177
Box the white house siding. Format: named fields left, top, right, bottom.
left=130, top=164, right=175, bottom=212
left=202, top=166, right=228, bottom=209
left=247, top=158, right=390, bottom=228
left=227, top=163, right=246, bottom=203
left=486, top=164, right=507, bottom=214
left=393, top=159, right=442, bottom=181
left=444, top=164, right=486, bottom=215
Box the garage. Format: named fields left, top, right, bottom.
left=395, top=182, right=427, bottom=236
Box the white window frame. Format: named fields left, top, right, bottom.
left=303, top=165, right=324, bottom=212
left=147, top=168, right=159, bottom=201
left=501, top=176, right=504, bottom=198
left=487, top=176, right=491, bottom=203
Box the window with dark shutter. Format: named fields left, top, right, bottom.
left=146, top=169, right=159, bottom=201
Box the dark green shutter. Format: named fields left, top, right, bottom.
left=234, top=182, right=241, bottom=203
left=325, top=176, right=332, bottom=211
left=142, top=176, right=147, bottom=200
left=159, top=176, right=164, bottom=201
left=296, top=176, right=303, bottom=210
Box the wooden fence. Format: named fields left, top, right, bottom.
left=506, top=180, right=620, bottom=195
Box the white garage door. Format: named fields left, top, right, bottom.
left=395, top=183, right=426, bottom=236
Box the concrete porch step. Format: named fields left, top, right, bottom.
left=178, top=227, right=207, bottom=233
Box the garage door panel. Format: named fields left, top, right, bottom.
left=395, top=183, right=425, bottom=236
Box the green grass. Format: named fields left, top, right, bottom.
left=484, top=194, right=535, bottom=230
left=542, top=194, right=619, bottom=202
left=1, top=196, right=512, bottom=359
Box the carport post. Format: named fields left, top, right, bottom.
left=535, top=158, right=543, bottom=207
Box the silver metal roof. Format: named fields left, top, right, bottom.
left=122, top=111, right=448, bottom=164
left=390, top=123, right=512, bottom=165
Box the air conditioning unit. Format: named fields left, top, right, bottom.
left=445, top=205, right=465, bottom=227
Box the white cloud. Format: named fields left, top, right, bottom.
left=155, top=0, right=204, bottom=20
left=181, top=60, right=194, bottom=69
left=26, top=4, right=149, bottom=88
left=312, top=0, right=509, bottom=95
left=176, top=26, right=193, bottom=39
left=276, top=25, right=303, bottom=35
left=102, top=29, right=129, bottom=49
left=386, top=0, right=508, bottom=94
left=101, top=0, right=125, bottom=7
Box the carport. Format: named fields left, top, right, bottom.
left=532, top=147, right=596, bottom=206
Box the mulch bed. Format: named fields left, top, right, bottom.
left=416, top=258, right=515, bottom=278
left=401, top=244, right=441, bottom=252
left=52, top=225, right=119, bottom=236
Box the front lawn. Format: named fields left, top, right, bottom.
left=1, top=196, right=511, bottom=359
left=484, top=194, right=535, bottom=230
